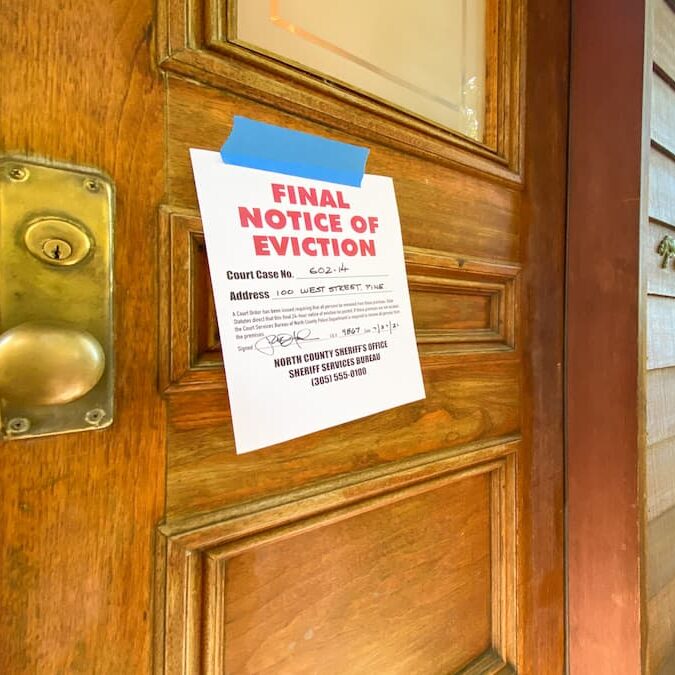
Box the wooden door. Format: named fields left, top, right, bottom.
left=0, top=1, right=569, bottom=673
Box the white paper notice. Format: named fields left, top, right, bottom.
left=190, top=149, right=425, bottom=453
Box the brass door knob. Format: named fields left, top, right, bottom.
left=0, top=321, right=105, bottom=406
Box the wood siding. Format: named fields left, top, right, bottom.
left=645, top=1, right=675, bottom=671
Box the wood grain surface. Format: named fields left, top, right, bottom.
left=0, top=0, right=570, bottom=672
left=157, top=0, right=568, bottom=671
left=158, top=446, right=517, bottom=674
left=166, top=360, right=520, bottom=521
left=159, top=0, right=523, bottom=181
left=221, top=475, right=492, bottom=674
left=567, top=0, right=645, bottom=672
left=0, top=1, right=165, bottom=673
left=165, top=76, right=522, bottom=262
left=517, top=0, right=569, bottom=670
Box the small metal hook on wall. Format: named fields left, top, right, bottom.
left=657, top=235, right=675, bottom=269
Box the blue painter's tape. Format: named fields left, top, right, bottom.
left=220, top=116, right=369, bottom=187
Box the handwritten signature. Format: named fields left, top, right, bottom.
left=254, top=328, right=319, bottom=356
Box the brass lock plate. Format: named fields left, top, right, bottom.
left=0, top=156, right=114, bottom=439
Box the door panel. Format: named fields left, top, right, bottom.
left=160, top=453, right=516, bottom=673
left=1, top=0, right=568, bottom=673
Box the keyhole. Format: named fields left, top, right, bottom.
left=41, top=238, right=73, bottom=263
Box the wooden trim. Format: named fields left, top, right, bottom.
left=157, top=0, right=525, bottom=184
left=567, top=0, right=646, bottom=672
left=163, top=434, right=520, bottom=537
left=159, top=206, right=229, bottom=393
left=457, top=649, right=516, bottom=675
left=516, top=0, right=569, bottom=670
left=405, top=247, right=520, bottom=357
left=159, top=206, right=522, bottom=393
left=152, top=530, right=169, bottom=675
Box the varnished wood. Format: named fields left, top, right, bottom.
left=166, top=76, right=521, bottom=261
left=163, top=438, right=520, bottom=544
left=159, top=205, right=522, bottom=394
left=158, top=449, right=517, bottom=673
left=159, top=0, right=524, bottom=182
left=567, top=0, right=645, bottom=672
left=517, top=0, right=568, bottom=671
left=457, top=650, right=516, bottom=675
left=155, top=0, right=569, bottom=670
left=0, top=1, right=165, bottom=673
left=406, top=249, right=519, bottom=355
left=3, top=0, right=571, bottom=672
left=218, top=477, right=492, bottom=674
left=166, top=361, right=521, bottom=520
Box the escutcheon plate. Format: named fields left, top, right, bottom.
left=0, top=156, right=114, bottom=439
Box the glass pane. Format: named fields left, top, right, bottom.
left=234, top=0, right=487, bottom=141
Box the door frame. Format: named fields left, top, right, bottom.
left=566, top=0, right=646, bottom=672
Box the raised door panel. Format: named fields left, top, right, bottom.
left=218, top=476, right=493, bottom=673
left=158, top=448, right=517, bottom=674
